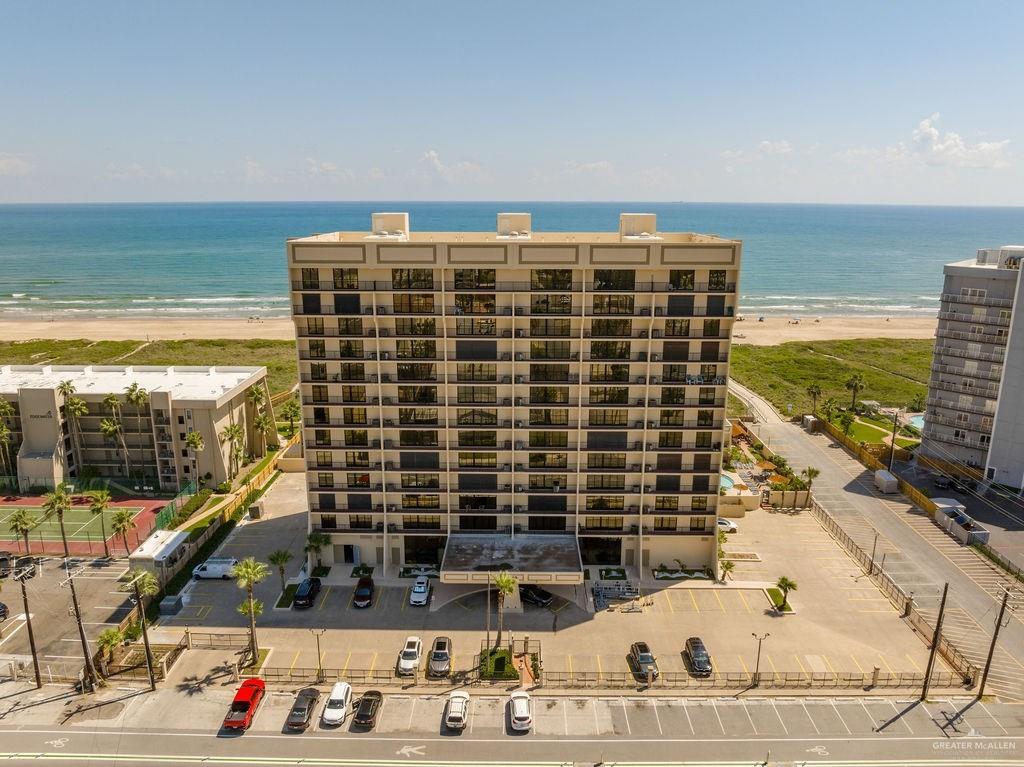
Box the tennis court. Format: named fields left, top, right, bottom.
left=0, top=503, right=144, bottom=544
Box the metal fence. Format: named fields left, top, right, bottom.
left=540, top=669, right=966, bottom=691
left=809, top=499, right=979, bottom=687
left=186, top=631, right=251, bottom=650
left=155, top=481, right=197, bottom=531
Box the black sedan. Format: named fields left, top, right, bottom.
left=285, top=687, right=321, bottom=731
left=352, top=690, right=383, bottom=729
left=292, top=577, right=322, bottom=609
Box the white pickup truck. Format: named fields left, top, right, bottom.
left=192, top=557, right=239, bottom=580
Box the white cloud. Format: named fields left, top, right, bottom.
left=0, top=153, right=33, bottom=177
left=417, top=149, right=483, bottom=181
left=101, top=162, right=181, bottom=181
left=841, top=113, right=1010, bottom=169
left=758, top=139, right=793, bottom=155
left=242, top=156, right=270, bottom=182
left=305, top=157, right=355, bottom=182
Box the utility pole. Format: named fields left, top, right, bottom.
left=15, top=569, right=41, bottom=689
left=888, top=410, right=900, bottom=472
left=921, top=582, right=949, bottom=701
left=128, top=577, right=156, bottom=691
left=485, top=572, right=492, bottom=651
left=61, top=563, right=98, bottom=693
left=751, top=632, right=770, bottom=687
left=310, top=628, right=326, bottom=683
left=977, top=589, right=1011, bottom=699
left=869, top=531, right=879, bottom=576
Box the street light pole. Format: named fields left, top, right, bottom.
left=751, top=632, right=770, bottom=687
left=16, top=569, right=41, bottom=689
left=888, top=410, right=900, bottom=472
left=921, top=582, right=949, bottom=702
left=310, top=629, right=326, bottom=683
left=977, top=589, right=1011, bottom=699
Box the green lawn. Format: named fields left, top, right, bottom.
left=730, top=339, right=932, bottom=417
left=0, top=339, right=298, bottom=396
left=726, top=392, right=749, bottom=419
left=835, top=419, right=890, bottom=444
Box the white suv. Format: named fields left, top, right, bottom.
left=509, top=691, right=532, bottom=731
left=409, top=576, right=430, bottom=606
left=397, top=636, right=422, bottom=676
left=444, top=691, right=470, bottom=731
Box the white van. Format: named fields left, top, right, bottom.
left=192, top=557, right=239, bottom=580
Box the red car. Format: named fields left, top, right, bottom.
left=223, top=679, right=266, bottom=731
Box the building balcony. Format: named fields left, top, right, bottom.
left=934, top=345, right=1005, bottom=364
left=926, top=397, right=995, bottom=418
left=937, top=310, right=1010, bottom=327
left=930, top=363, right=1002, bottom=383
left=296, top=326, right=377, bottom=339
left=923, top=412, right=993, bottom=434
left=642, top=527, right=713, bottom=536
left=930, top=380, right=1000, bottom=399
left=940, top=292, right=1014, bottom=309
left=935, top=327, right=1007, bottom=346
left=299, top=351, right=379, bottom=361
left=922, top=427, right=989, bottom=451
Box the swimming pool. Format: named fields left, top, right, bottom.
left=720, top=475, right=735, bottom=490
left=909, top=415, right=925, bottom=430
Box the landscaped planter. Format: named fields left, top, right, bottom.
left=599, top=567, right=627, bottom=580
left=764, top=587, right=796, bottom=614
left=399, top=565, right=439, bottom=578
left=652, top=569, right=712, bottom=581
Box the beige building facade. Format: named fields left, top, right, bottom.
left=0, top=365, right=276, bottom=493
left=287, top=212, right=742, bottom=583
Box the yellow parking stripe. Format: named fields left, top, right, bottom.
left=823, top=655, right=838, bottom=673
left=713, top=590, right=726, bottom=612
left=850, top=653, right=866, bottom=673
left=906, top=653, right=922, bottom=672
left=368, top=652, right=377, bottom=672
left=793, top=654, right=808, bottom=673
left=317, top=587, right=332, bottom=610
left=341, top=651, right=352, bottom=673
left=689, top=590, right=700, bottom=613
left=877, top=654, right=895, bottom=673
left=738, top=654, right=749, bottom=674
left=289, top=650, right=300, bottom=671
left=664, top=592, right=675, bottom=613
left=596, top=655, right=603, bottom=675
left=737, top=590, right=752, bottom=614
left=567, top=655, right=573, bottom=674
left=765, top=653, right=778, bottom=673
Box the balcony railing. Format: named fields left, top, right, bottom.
left=937, top=310, right=1010, bottom=327
left=935, top=327, right=1007, bottom=346
left=926, top=397, right=995, bottom=418
left=934, top=345, right=1005, bottom=364
left=930, top=380, right=1000, bottom=399
left=930, top=363, right=1002, bottom=383
left=922, top=427, right=989, bottom=451
left=923, top=412, right=993, bottom=434
left=941, top=292, right=1014, bottom=309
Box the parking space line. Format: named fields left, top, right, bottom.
left=663, top=591, right=675, bottom=613
left=737, top=590, right=752, bottom=613
left=765, top=654, right=778, bottom=673
left=679, top=699, right=694, bottom=734
left=567, top=655, right=573, bottom=674
left=689, top=590, right=700, bottom=613
left=850, top=653, right=866, bottom=673
left=770, top=700, right=788, bottom=735
left=317, top=586, right=332, bottom=610
left=562, top=699, right=568, bottom=735
left=711, top=700, right=726, bottom=734
left=740, top=700, right=757, bottom=733
left=341, top=651, right=351, bottom=673
left=906, top=653, right=922, bottom=672
left=369, top=652, right=377, bottom=672
left=831, top=699, right=853, bottom=735
left=738, top=654, right=749, bottom=675
left=400, top=589, right=409, bottom=611
left=596, top=655, right=603, bottom=675
left=591, top=698, right=600, bottom=733
left=888, top=700, right=914, bottom=733
left=713, top=590, right=726, bottom=612
left=652, top=699, right=663, bottom=735
left=408, top=698, right=416, bottom=730
left=822, top=655, right=838, bottom=674
left=801, top=701, right=821, bottom=734
left=793, top=654, right=808, bottom=673
left=288, top=650, right=300, bottom=671
left=978, top=700, right=1009, bottom=736
left=877, top=654, right=895, bottom=674
left=619, top=698, right=632, bottom=734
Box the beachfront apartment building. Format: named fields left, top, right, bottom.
left=920, top=246, right=1024, bottom=491
left=0, top=365, right=276, bottom=493
left=287, top=212, right=742, bottom=584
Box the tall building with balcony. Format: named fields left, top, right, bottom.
left=287, top=212, right=742, bottom=584
left=920, top=246, right=1024, bottom=491
left=0, top=365, right=275, bottom=493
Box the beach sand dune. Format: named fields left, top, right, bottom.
left=0, top=315, right=937, bottom=345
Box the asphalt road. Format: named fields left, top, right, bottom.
left=0, top=693, right=1021, bottom=766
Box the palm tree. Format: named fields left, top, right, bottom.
left=43, top=482, right=73, bottom=558
left=102, top=393, right=132, bottom=480
left=253, top=412, right=273, bottom=458
left=821, top=397, right=839, bottom=423
left=125, top=384, right=150, bottom=484
left=801, top=466, right=821, bottom=492
left=806, top=384, right=822, bottom=414
left=0, top=399, right=13, bottom=427
left=720, top=560, right=735, bottom=582
left=88, top=489, right=112, bottom=559
left=492, top=570, right=517, bottom=649
left=8, top=508, right=38, bottom=555
left=121, top=567, right=159, bottom=601
left=775, top=576, right=797, bottom=609
left=304, top=531, right=330, bottom=570
left=0, top=422, right=12, bottom=479
left=219, top=423, right=244, bottom=480
left=184, top=431, right=205, bottom=490
left=839, top=411, right=855, bottom=436
left=845, top=373, right=865, bottom=411
left=231, top=557, right=270, bottom=661
left=96, top=627, right=125, bottom=674
left=268, top=549, right=294, bottom=595
left=110, top=508, right=137, bottom=556
left=65, top=396, right=88, bottom=479
left=280, top=399, right=301, bottom=437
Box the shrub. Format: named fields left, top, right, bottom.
left=216, top=481, right=232, bottom=494
left=169, top=488, right=212, bottom=528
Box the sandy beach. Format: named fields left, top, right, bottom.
left=0, top=315, right=938, bottom=345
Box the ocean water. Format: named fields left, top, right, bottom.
left=1, top=202, right=1023, bottom=319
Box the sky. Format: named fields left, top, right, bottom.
left=1, top=1, right=1023, bottom=205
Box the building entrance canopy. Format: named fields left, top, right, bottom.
left=440, top=534, right=584, bottom=585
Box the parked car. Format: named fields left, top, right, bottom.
left=0, top=602, right=8, bottom=621
left=409, top=576, right=431, bottom=606
left=352, top=576, right=374, bottom=608
left=352, top=690, right=383, bottom=729
left=397, top=636, right=423, bottom=675
left=428, top=636, right=452, bottom=678
left=684, top=637, right=713, bottom=677
left=629, top=641, right=659, bottom=680
left=933, top=474, right=951, bottom=490
left=193, top=557, right=238, bottom=580
left=717, top=518, right=738, bottom=533
left=285, top=687, right=321, bottom=731
left=445, top=691, right=470, bottom=731
left=13, top=556, right=36, bottom=579
left=292, top=577, right=322, bottom=609
left=950, top=478, right=976, bottom=494
left=508, top=691, right=532, bottom=731
left=320, top=682, right=353, bottom=727
left=222, top=678, right=266, bottom=730
left=520, top=584, right=554, bottom=608
left=0, top=551, right=13, bottom=578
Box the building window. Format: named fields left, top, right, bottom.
left=590, top=341, right=630, bottom=359
left=531, top=269, right=573, bottom=290
left=344, top=451, right=370, bottom=468
left=456, top=363, right=496, bottom=382
left=529, top=431, right=568, bottom=448
left=392, top=269, right=434, bottom=290
left=589, top=409, right=627, bottom=426
left=343, top=408, right=367, bottom=425
left=653, top=516, right=677, bottom=531
left=665, top=319, right=691, bottom=337
left=399, top=408, right=438, bottom=425
left=589, top=364, right=628, bottom=382
left=530, top=452, right=567, bottom=468
left=317, top=473, right=334, bottom=488
left=584, top=516, right=624, bottom=530
left=400, top=431, right=438, bottom=447
left=306, top=317, right=325, bottom=335
left=311, top=384, right=329, bottom=403
left=397, top=363, right=436, bottom=381
left=316, top=451, right=332, bottom=467
left=530, top=387, right=569, bottom=405
left=530, top=408, right=569, bottom=425
left=593, top=270, right=635, bottom=291
left=588, top=453, right=625, bottom=469
left=350, top=514, right=372, bottom=529
left=338, top=318, right=363, bottom=335
left=455, top=294, right=495, bottom=314
left=591, top=318, right=632, bottom=337
left=396, top=339, right=436, bottom=359
left=660, top=409, right=686, bottom=427
left=669, top=270, right=695, bottom=290
left=456, top=318, right=496, bottom=336
left=531, top=294, right=573, bottom=314
left=336, top=362, right=365, bottom=381
left=308, top=339, right=326, bottom=359
left=530, top=318, right=571, bottom=337
left=708, top=270, right=728, bottom=291
left=530, top=474, right=567, bottom=490
left=530, top=340, right=571, bottom=359
left=403, top=514, right=441, bottom=529
left=454, top=269, right=495, bottom=289
left=457, top=386, right=496, bottom=404
left=588, top=387, right=628, bottom=405
left=459, top=430, right=497, bottom=447
left=314, top=430, right=331, bottom=447
left=343, top=429, right=368, bottom=446
left=399, top=385, right=437, bottom=404
left=530, top=364, right=569, bottom=382
left=401, top=473, right=439, bottom=489
left=691, top=496, right=709, bottom=511
left=457, top=408, right=497, bottom=426
left=310, top=363, right=327, bottom=381
left=301, top=268, right=319, bottom=290
left=586, top=496, right=624, bottom=511
left=333, top=268, right=359, bottom=289
left=703, top=319, right=721, bottom=337
left=459, top=452, right=497, bottom=468
left=655, top=496, right=679, bottom=510
left=347, top=472, right=370, bottom=488
left=394, top=294, right=435, bottom=314
left=340, top=385, right=365, bottom=403
left=587, top=474, right=624, bottom=490
left=689, top=516, right=707, bottom=532
left=592, top=295, right=634, bottom=315
left=395, top=317, right=436, bottom=335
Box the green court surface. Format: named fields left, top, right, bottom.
left=0, top=505, right=143, bottom=542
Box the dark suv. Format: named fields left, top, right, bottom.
left=0, top=552, right=12, bottom=578
left=292, top=577, right=322, bottom=609
left=629, top=641, right=659, bottom=680
left=353, top=576, right=374, bottom=608
left=684, top=637, right=713, bottom=676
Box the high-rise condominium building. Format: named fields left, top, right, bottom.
left=0, top=365, right=275, bottom=493
left=287, top=212, right=741, bottom=584
left=920, top=246, right=1024, bottom=491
